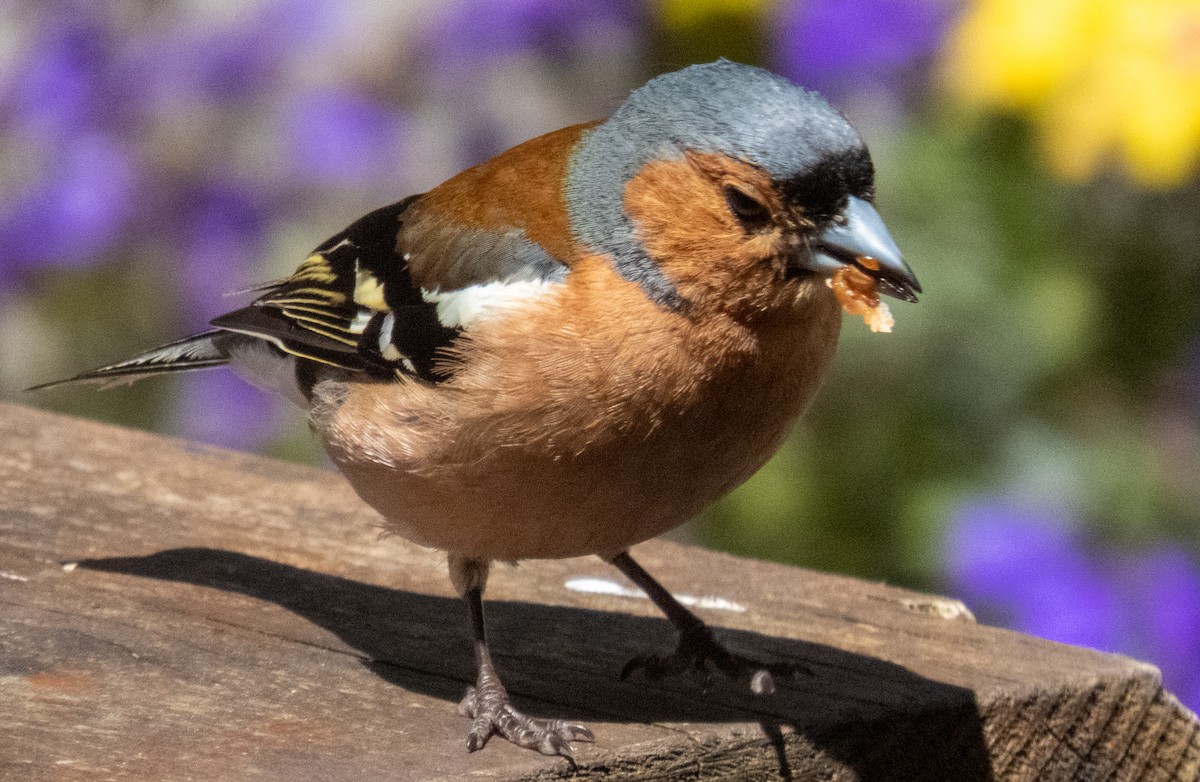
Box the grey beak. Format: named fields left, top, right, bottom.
left=806, top=196, right=921, bottom=302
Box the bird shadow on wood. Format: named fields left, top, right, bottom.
left=78, top=548, right=994, bottom=781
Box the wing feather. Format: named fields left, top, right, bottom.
left=213, top=192, right=569, bottom=383
left=28, top=331, right=230, bottom=390
left=35, top=189, right=573, bottom=395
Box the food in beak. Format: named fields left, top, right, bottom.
left=827, top=260, right=895, bottom=333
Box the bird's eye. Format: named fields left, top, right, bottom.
left=723, top=185, right=771, bottom=232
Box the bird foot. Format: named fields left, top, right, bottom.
left=620, top=624, right=810, bottom=695
left=458, top=680, right=594, bottom=758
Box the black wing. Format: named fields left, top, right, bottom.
left=211, top=195, right=461, bottom=382
left=35, top=192, right=571, bottom=395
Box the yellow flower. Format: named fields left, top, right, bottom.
left=945, top=0, right=1200, bottom=188
left=657, top=0, right=770, bottom=29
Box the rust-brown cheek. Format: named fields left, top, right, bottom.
left=622, top=151, right=803, bottom=319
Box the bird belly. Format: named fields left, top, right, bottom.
left=329, top=411, right=792, bottom=560
left=312, top=293, right=841, bottom=561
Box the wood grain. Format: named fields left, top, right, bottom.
left=1, top=402, right=1196, bottom=780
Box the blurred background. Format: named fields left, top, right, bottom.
left=2, top=0, right=1198, bottom=709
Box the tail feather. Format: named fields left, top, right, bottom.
left=28, top=330, right=231, bottom=391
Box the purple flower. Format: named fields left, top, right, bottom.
left=0, top=134, right=137, bottom=279
left=427, top=0, right=639, bottom=72
left=173, top=370, right=280, bottom=452
left=285, top=89, right=407, bottom=186
left=126, top=28, right=277, bottom=107
left=172, top=184, right=275, bottom=451
left=125, top=0, right=343, bottom=107
left=419, top=0, right=643, bottom=166
left=180, top=183, right=269, bottom=327
left=1125, top=547, right=1200, bottom=710
left=8, top=13, right=112, bottom=138
left=170, top=182, right=283, bottom=450
left=945, top=499, right=1200, bottom=712
left=0, top=10, right=140, bottom=287
left=773, top=0, right=954, bottom=99
left=944, top=501, right=1121, bottom=651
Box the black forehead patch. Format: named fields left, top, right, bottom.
left=783, top=146, right=875, bottom=223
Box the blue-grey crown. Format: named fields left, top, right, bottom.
left=564, top=60, right=865, bottom=308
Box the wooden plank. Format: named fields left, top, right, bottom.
left=1, top=401, right=1197, bottom=781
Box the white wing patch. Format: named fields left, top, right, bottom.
left=421, top=279, right=555, bottom=329
left=349, top=309, right=374, bottom=335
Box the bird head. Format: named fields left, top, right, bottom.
left=565, top=60, right=920, bottom=318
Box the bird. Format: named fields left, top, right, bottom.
left=35, top=59, right=920, bottom=760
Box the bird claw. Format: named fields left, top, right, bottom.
left=619, top=625, right=810, bottom=695
left=458, top=684, right=594, bottom=759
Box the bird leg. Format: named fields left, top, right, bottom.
left=609, top=550, right=808, bottom=695
left=457, top=584, right=594, bottom=757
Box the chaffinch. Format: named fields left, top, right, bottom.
left=41, top=60, right=920, bottom=760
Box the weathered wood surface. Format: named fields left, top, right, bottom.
left=1, top=401, right=1197, bottom=781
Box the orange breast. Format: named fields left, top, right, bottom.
left=311, top=258, right=841, bottom=560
